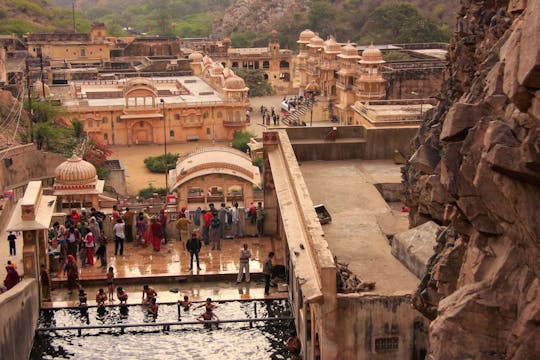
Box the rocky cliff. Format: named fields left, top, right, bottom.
left=403, top=0, right=540, bottom=358
left=211, top=0, right=308, bottom=39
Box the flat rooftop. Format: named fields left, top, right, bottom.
left=54, top=76, right=224, bottom=108
left=300, top=160, right=419, bottom=295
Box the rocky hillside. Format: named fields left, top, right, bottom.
left=403, top=0, right=540, bottom=357
left=0, top=0, right=90, bottom=35
left=0, top=90, right=28, bottom=150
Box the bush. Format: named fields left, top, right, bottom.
left=144, top=153, right=179, bottom=173
left=138, top=185, right=167, bottom=199
left=231, top=131, right=255, bottom=153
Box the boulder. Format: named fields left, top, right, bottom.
left=391, top=221, right=442, bottom=279
left=517, top=0, right=540, bottom=88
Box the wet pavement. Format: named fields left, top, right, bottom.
left=48, top=236, right=285, bottom=306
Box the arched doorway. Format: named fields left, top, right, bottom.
left=132, top=120, right=154, bottom=144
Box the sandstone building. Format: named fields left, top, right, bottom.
left=50, top=55, right=249, bottom=145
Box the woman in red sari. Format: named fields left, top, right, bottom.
left=149, top=216, right=163, bottom=252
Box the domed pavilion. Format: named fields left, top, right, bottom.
left=169, top=146, right=261, bottom=208
left=52, top=155, right=105, bottom=211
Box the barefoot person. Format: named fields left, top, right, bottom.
left=147, top=297, right=159, bottom=319
left=142, top=284, right=157, bottom=305
left=107, top=267, right=115, bottom=301
left=197, top=307, right=219, bottom=329
left=178, top=295, right=192, bottom=311
left=96, top=288, right=107, bottom=307
left=117, top=286, right=128, bottom=305
left=195, top=297, right=217, bottom=312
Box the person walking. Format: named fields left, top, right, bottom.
left=66, top=226, right=81, bottom=259
left=122, top=207, right=135, bottom=243
left=202, top=209, right=211, bottom=245
left=236, top=244, right=251, bottom=283
left=7, top=232, right=17, bottom=256
left=263, top=252, right=274, bottom=296
left=231, top=202, right=243, bottom=238
left=40, top=264, right=51, bottom=301
left=159, top=208, right=168, bottom=243
left=136, top=212, right=148, bottom=246
left=209, top=211, right=221, bottom=250
left=186, top=231, right=202, bottom=271
left=256, top=202, right=265, bottom=237
left=113, top=218, right=125, bottom=256
left=65, top=255, right=79, bottom=294
left=149, top=216, right=163, bottom=252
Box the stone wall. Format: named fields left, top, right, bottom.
left=285, top=126, right=418, bottom=161
left=0, top=144, right=66, bottom=191
left=0, top=279, right=39, bottom=360
left=386, top=67, right=446, bottom=100
left=403, top=0, right=540, bottom=358
left=336, top=294, right=429, bottom=360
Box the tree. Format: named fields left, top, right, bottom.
left=234, top=69, right=274, bottom=97
left=358, top=3, right=452, bottom=44
left=83, top=139, right=113, bottom=180
left=232, top=131, right=255, bottom=153
left=72, top=119, right=84, bottom=138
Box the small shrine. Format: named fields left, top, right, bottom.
left=52, top=155, right=104, bottom=211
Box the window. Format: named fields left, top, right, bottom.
left=279, top=60, right=289, bottom=68
left=80, top=48, right=86, bottom=57
left=169, top=130, right=175, bottom=137
left=203, top=112, right=209, bottom=119
left=216, top=111, right=222, bottom=118
left=206, top=128, right=211, bottom=135
left=174, top=114, right=180, bottom=120
left=262, top=61, right=270, bottom=69
left=87, top=119, right=93, bottom=128
left=139, top=121, right=144, bottom=127
left=232, top=62, right=238, bottom=68
left=116, top=116, right=122, bottom=123
left=374, top=337, right=399, bottom=353
left=104, top=133, right=108, bottom=140
left=102, top=117, right=108, bottom=124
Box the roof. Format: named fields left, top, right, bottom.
left=6, top=195, right=56, bottom=232
left=169, top=147, right=261, bottom=191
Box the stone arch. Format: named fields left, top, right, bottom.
left=128, top=120, right=154, bottom=144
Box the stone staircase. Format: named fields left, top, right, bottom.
left=282, top=100, right=312, bottom=126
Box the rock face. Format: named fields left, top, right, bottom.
left=211, top=0, right=308, bottom=39
left=403, top=0, right=540, bottom=358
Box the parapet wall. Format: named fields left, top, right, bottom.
left=0, top=279, right=39, bottom=360
left=285, top=126, right=418, bottom=161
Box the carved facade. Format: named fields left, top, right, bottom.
left=54, top=55, right=249, bottom=145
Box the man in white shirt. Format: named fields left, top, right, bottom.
left=231, top=202, right=243, bottom=238
left=236, top=244, right=251, bottom=283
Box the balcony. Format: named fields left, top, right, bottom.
left=223, top=120, right=249, bottom=127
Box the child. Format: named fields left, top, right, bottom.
left=147, top=297, right=158, bottom=318
left=117, top=286, right=128, bottom=304
left=96, top=288, right=107, bottom=307
left=107, top=266, right=114, bottom=301
left=78, top=288, right=88, bottom=307
left=178, top=295, right=192, bottom=311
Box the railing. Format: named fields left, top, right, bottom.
left=37, top=317, right=295, bottom=336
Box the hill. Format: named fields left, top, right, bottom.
left=0, top=0, right=91, bottom=35
left=45, top=0, right=457, bottom=44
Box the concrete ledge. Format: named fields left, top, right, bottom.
left=391, top=221, right=441, bottom=279
left=0, top=279, right=39, bottom=360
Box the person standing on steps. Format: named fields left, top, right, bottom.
left=231, top=202, right=243, bottom=238
left=122, top=207, right=135, bottom=243
left=113, top=218, right=125, bottom=256
left=236, top=243, right=251, bottom=283
left=263, top=252, right=275, bottom=296
left=186, top=231, right=202, bottom=271
left=209, top=211, right=221, bottom=250
left=7, top=231, right=17, bottom=256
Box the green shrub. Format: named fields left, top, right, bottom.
left=231, top=131, right=255, bottom=153
left=144, top=153, right=179, bottom=173
left=138, top=185, right=167, bottom=199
